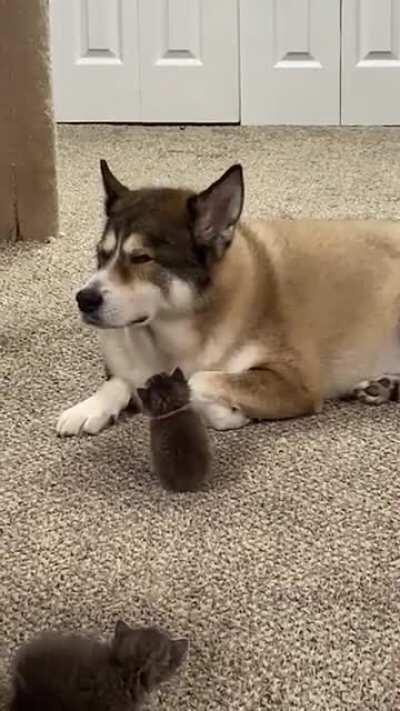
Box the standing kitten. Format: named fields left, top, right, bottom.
left=137, top=368, right=211, bottom=493
left=10, top=620, right=188, bottom=711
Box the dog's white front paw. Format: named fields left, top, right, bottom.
left=189, top=371, right=250, bottom=431
left=57, top=396, right=114, bottom=436
left=57, top=378, right=132, bottom=436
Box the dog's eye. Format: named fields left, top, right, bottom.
left=97, top=248, right=111, bottom=266
left=130, top=254, right=153, bottom=264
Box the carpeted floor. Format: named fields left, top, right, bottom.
left=1, top=126, right=399, bottom=710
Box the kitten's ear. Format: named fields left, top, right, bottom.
left=188, top=164, right=244, bottom=259
left=114, top=619, right=131, bottom=639
left=100, top=159, right=129, bottom=216
left=169, top=638, right=189, bottom=674
left=171, top=367, right=185, bottom=383
left=137, top=388, right=149, bottom=410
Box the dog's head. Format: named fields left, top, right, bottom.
left=76, top=161, right=244, bottom=329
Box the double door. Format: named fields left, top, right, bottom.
left=50, top=0, right=400, bottom=125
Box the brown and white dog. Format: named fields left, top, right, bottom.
left=57, top=161, right=400, bottom=436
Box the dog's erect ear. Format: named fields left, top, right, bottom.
left=100, top=159, right=129, bottom=215
left=171, top=367, right=185, bottom=384
left=188, top=164, right=244, bottom=259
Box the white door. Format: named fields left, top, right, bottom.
left=240, top=0, right=341, bottom=125
left=50, top=0, right=239, bottom=123
left=138, top=0, right=239, bottom=122
left=50, top=0, right=141, bottom=122
left=341, top=0, right=400, bottom=125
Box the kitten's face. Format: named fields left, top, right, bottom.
left=111, top=620, right=188, bottom=696
left=137, top=368, right=190, bottom=417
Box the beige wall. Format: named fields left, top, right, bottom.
left=0, top=0, right=58, bottom=241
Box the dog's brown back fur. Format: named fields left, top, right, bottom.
left=233, top=218, right=400, bottom=394
left=183, top=215, right=400, bottom=421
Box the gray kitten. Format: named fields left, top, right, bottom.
left=137, top=368, right=211, bottom=493
left=10, top=620, right=188, bottom=711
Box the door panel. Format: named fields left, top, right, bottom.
left=240, top=0, right=341, bottom=125
left=138, top=0, right=239, bottom=122
left=81, top=0, right=122, bottom=61
left=341, top=0, right=400, bottom=125
left=50, top=0, right=140, bottom=121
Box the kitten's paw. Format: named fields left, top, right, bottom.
left=353, top=375, right=400, bottom=406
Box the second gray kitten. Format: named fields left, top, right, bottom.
left=10, top=619, right=188, bottom=711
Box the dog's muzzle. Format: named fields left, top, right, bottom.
left=76, top=287, right=103, bottom=315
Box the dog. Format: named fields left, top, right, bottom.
left=57, top=160, right=400, bottom=436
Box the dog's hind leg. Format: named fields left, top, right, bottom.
left=189, top=365, right=321, bottom=429
left=352, top=375, right=400, bottom=405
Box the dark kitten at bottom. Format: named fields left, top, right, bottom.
left=10, top=620, right=188, bottom=711
left=137, top=368, right=211, bottom=493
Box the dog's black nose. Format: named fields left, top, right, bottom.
left=76, top=287, right=103, bottom=313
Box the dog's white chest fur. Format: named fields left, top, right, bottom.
left=152, top=319, right=231, bottom=374
left=151, top=318, right=199, bottom=373
left=149, top=317, right=262, bottom=376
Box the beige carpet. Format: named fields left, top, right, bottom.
left=1, top=126, right=399, bottom=710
